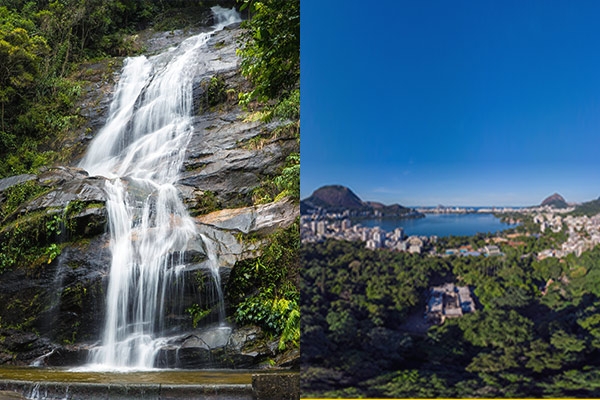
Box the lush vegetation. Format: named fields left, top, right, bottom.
left=237, top=0, right=299, bottom=206
left=302, top=238, right=600, bottom=397
left=0, top=0, right=230, bottom=178
left=237, top=0, right=299, bottom=110
left=571, top=197, right=600, bottom=217
left=226, top=0, right=300, bottom=350
left=227, top=220, right=300, bottom=350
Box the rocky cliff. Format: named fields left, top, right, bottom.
left=0, top=22, right=298, bottom=368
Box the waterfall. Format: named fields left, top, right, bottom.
left=79, top=6, right=241, bottom=370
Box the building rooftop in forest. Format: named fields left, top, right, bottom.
left=426, top=283, right=476, bottom=324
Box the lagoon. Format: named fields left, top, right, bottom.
left=357, top=213, right=517, bottom=237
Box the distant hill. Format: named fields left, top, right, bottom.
left=302, top=185, right=365, bottom=210
left=301, top=185, right=423, bottom=218
left=571, top=196, right=600, bottom=216
left=541, top=193, right=568, bottom=209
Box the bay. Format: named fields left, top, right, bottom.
left=356, top=213, right=517, bottom=237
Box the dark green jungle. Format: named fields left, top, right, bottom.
left=302, top=211, right=600, bottom=398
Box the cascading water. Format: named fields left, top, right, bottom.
left=79, top=6, right=241, bottom=370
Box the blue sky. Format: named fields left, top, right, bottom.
left=300, top=0, right=600, bottom=207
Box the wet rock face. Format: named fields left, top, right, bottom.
left=1, top=166, right=106, bottom=222
left=0, top=25, right=299, bottom=370
left=0, top=233, right=110, bottom=366
left=178, top=26, right=299, bottom=210
left=42, top=235, right=110, bottom=342
left=191, top=198, right=299, bottom=269
left=0, top=330, right=53, bottom=366
left=197, top=198, right=299, bottom=235
left=180, top=116, right=298, bottom=208
left=0, top=166, right=110, bottom=365
left=154, top=325, right=280, bottom=369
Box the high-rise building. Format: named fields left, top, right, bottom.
left=317, top=220, right=326, bottom=235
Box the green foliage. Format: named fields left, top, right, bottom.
left=460, top=309, right=533, bottom=348
left=251, top=181, right=276, bottom=205
left=0, top=211, right=54, bottom=273
left=198, top=75, right=227, bottom=113
left=271, top=89, right=299, bottom=121
left=367, top=370, right=454, bottom=398
left=540, top=369, right=600, bottom=397
left=279, top=305, right=299, bottom=350
left=0, top=1, right=85, bottom=174
left=273, top=152, right=299, bottom=201
left=0, top=134, right=55, bottom=179
left=302, top=237, right=600, bottom=398
left=151, top=5, right=210, bottom=32
left=227, top=220, right=299, bottom=349
left=251, top=151, right=299, bottom=205
left=44, top=243, right=61, bottom=264
left=237, top=0, right=299, bottom=111
left=0, top=197, right=104, bottom=274
left=45, top=214, right=63, bottom=236
left=235, top=290, right=297, bottom=336
left=302, top=239, right=452, bottom=396
left=190, top=190, right=220, bottom=216
left=0, top=179, right=45, bottom=220
left=237, top=1, right=300, bottom=206
left=0, top=6, right=50, bottom=132
left=186, top=303, right=210, bottom=329
left=570, top=197, right=600, bottom=217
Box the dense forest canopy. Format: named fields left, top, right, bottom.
left=0, top=0, right=177, bottom=175
left=302, top=237, right=600, bottom=398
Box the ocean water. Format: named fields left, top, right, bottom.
left=357, top=213, right=517, bottom=237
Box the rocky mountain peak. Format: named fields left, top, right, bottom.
left=301, top=184, right=423, bottom=219
left=305, top=185, right=365, bottom=210
left=541, top=193, right=568, bottom=208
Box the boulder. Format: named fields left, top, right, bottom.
left=196, top=197, right=298, bottom=235
left=0, top=330, right=53, bottom=366
left=20, top=177, right=106, bottom=215
left=188, top=198, right=298, bottom=269
left=0, top=174, right=37, bottom=193
left=0, top=233, right=110, bottom=348
left=153, top=324, right=295, bottom=369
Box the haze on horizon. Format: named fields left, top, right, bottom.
left=300, top=0, right=600, bottom=208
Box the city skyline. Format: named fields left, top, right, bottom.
left=300, top=0, right=600, bottom=207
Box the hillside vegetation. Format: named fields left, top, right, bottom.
left=0, top=0, right=238, bottom=177
left=302, top=237, right=600, bottom=397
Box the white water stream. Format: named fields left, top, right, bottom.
left=79, top=7, right=241, bottom=370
